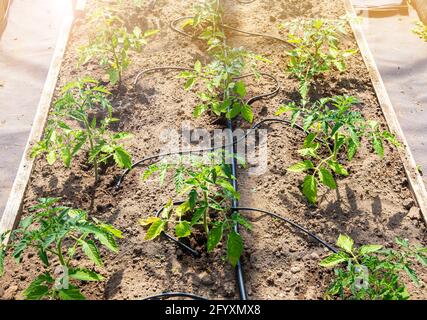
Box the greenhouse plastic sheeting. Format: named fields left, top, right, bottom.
left=0, top=0, right=68, bottom=218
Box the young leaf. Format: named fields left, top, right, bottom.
left=287, top=160, right=314, bottom=173
left=241, top=104, right=253, bottom=123
left=302, top=174, right=317, bottom=204
left=69, top=268, right=104, bottom=281
left=80, top=239, right=103, bottom=267
left=319, top=253, right=347, bottom=267
left=58, top=287, right=86, bottom=300
left=327, top=160, right=349, bottom=176
left=336, top=234, right=354, bottom=254
left=175, top=221, right=191, bottom=238
left=359, top=244, right=383, bottom=256
left=145, top=219, right=166, bottom=240
left=227, top=231, right=243, bottom=267
left=113, top=147, right=132, bottom=169
left=207, top=224, right=223, bottom=252
left=139, top=216, right=160, bottom=226
left=319, top=168, right=337, bottom=189
left=234, top=81, right=247, bottom=97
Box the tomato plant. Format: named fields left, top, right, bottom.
left=277, top=95, right=400, bottom=204
left=283, top=18, right=357, bottom=101
left=0, top=198, right=122, bottom=300
left=79, top=8, right=158, bottom=87
left=181, top=0, right=224, bottom=52
left=179, top=46, right=268, bottom=122
left=140, top=153, right=251, bottom=267
left=31, top=78, right=133, bottom=184
left=320, top=234, right=427, bottom=300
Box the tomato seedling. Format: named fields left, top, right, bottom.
left=181, top=0, right=224, bottom=52
left=79, top=8, right=158, bottom=87
left=31, top=78, right=133, bottom=184
left=140, top=153, right=251, bottom=267
left=179, top=46, right=268, bottom=123
left=320, top=234, right=427, bottom=300
left=283, top=18, right=357, bottom=101
left=277, top=95, right=400, bottom=204
left=0, top=198, right=122, bottom=300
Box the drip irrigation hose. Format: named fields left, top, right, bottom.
left=114, top=117, right=323, bottom=189
left=169, top=16, right=295, bottom=49
left=233, top=207, right=338, bottom=253
left=142, top=292, right=208, bottom=300
left=226, top=118, right=248, bottom=300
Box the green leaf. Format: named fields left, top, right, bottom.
left=145, top=219, right=166, bottom=240
left=415, top=253, right=427, bottom=266
left=207, top=224, right=223, bottom=252
left=302, top=175, right=317, bottom=204
left=336, top=234, right=354, bottom=254
left=226, top=103, right=242, bottom=119
left=194, top=60, right=202, bottom=73
left=403, top=265, right=419, bottom=285
left=46, top=150, right=57, bottom=165
left=38, top=248, right=49, bottom=267
left=176, top=201, right=190, bottom=217
left=108, top=69, right=119, bottom=85
left=327, top=161, right=349, bottom=176
left=23, top=273, right=53, bottom=300
left=58, top=287, right=86, bottom=300
left=139, top=216, right=160, bottom=226
left=227, top=231, right=243, bottom=267
left=69, top=268, right=104, bottom=281
left=241, top=104, right=253, bottom=123
left=319, top=168, right=337, bottom=189
left=319, top=253, right=347, bottom=267
left=79, top=225, right=119, bottom=253
left=113, top=147, right=132, bottom=169
left=359, top=244, right=383, bottom=256
left=184, top=78, right=196, bottom=90
left=287, top=160, right=314, bottom=173
left=61, top=148, right=72, bottom=167
left=175, top=221, right=191, bottom=238
left=372, top=135, right=384, bottom=158
left=0, top=248, right=4, bottom=277
left=81, top=239, right=103, bottom=267
left=189, top=189, right=198, bottom=209
left=234, top=80, right=247, bottom=97
left=193, top=104, right=207, bottom=118
left=191, top=206, right=207, bottom=225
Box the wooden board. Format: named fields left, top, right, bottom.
left=0, top=2, right=85, bottom=243
left=344, top=0, right=427, bottom=224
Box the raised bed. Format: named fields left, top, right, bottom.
left=0, top=0, right=426, bottom=300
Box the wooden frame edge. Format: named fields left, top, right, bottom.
left=343, top=0, right=427, bottom=224
left=0, top=2, right=84, bottom=242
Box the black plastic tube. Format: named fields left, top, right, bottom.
left=233, top=207, right=338, bottom=253
left=226, top=118, right=248, bottom=300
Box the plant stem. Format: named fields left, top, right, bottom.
left=203, top=191, right=209, bottom=236
left=57, top=239, right=66, bottom=267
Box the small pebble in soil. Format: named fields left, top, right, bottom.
left=407, top=206, right=421, bottom=220
left=290, top=266, right=301, bottom=274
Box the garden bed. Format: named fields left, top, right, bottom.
left=0, top=0, right=426, bottom=300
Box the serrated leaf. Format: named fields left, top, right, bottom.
left=319, top=168, right=337, bottom=189
left=175, top=221, right=191, bottom=238
left=58, top=287, right=86, bottom=300
left=372, top=135, right=384, bottom=158
left=69, top=268, right=104, bottom=281
left=227, top=231, right=243, bottom=267
left=287, top=160, right=314, bottom=173
left=359, top=244, right=383, bottom=256
left=145, top=219, right=166, bottom=240
left=176, top=201, right=190, bottom=217
left=241, top=104, right=253, bottom=123
left=319, top=253, right=347, bottom=267
left=336, top=234, right=354, bottom=254
left=113, top=147, right=132, bottom=169
left=302, top=175, right=317, bottom=204
left=139, top=216, right=160, bottom=226
left=234, top=81, right=247, bottom=97
left=46, top=150, right=57, bottom=165
left=194, top=60, right=202, bottom=73
left=191, top=206, right=207, bottom=225
left=80, top=240, right=103, bottom=267
left=327, top=161, right=349, bottom=176
left=207, top=224, right=223, bottom=252
left=403, top=265, right=419, bottom=285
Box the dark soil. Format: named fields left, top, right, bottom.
left=0, top=0, right=426, bottom=300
